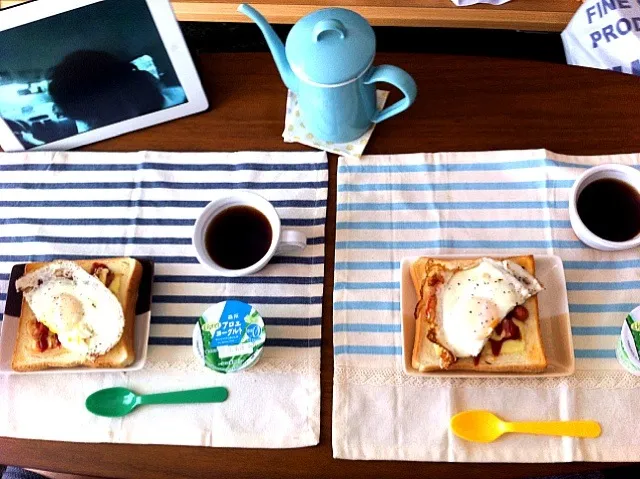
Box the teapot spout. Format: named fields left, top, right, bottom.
left=237, top=4, right=298, bottom=92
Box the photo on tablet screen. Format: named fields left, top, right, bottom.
left=0, top=0, right=204, bottom=150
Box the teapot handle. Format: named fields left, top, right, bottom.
left=363, top=65, right=417, bottom=123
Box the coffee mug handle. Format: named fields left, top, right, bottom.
left=277, top=229, right=307, bottom=254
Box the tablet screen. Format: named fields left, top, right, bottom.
left=0, top=0, right=188, bottom=149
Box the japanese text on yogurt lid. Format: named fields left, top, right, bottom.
left=194, top=300, right=266, bottom=373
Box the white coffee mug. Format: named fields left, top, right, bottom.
left=569, top=164, right=640, bottom=251
left=193, top=191, right=307, bottom=276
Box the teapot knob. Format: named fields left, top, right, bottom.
left=312, top=19, right=346, bottom=42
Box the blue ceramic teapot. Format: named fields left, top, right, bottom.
left=238, top=4, right=418, bottom=143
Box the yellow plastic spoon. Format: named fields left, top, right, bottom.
left=450, top=410, right=601, bottom=443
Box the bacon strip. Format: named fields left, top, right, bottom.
left=414, top=260, right=457, bottom=369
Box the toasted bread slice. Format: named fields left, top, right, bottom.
left=411, top=255, right=547, bottom=373
left=11, top=257, right=143, bottom=372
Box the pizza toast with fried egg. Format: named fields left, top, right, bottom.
left=410, top=255, right=547, bottom=373
left=11, top=257, right=142, bottom=372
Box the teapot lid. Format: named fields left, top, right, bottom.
left=285, top=8, right=375, bottom=86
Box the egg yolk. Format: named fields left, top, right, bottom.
left=54, top=293, right=85, bottom=328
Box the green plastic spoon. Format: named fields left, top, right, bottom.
left=86, top=386, right=229, bottom=417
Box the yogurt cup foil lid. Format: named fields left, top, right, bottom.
left=617, top=306, right=640, bottom=375
left=193, top=300, right=266, bottom=373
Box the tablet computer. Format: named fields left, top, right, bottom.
left=0, top=0, right=208, bottom=151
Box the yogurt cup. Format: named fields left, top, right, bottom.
left=193, top=300, right=266, bottom=373
left=616, top=305, right=640, bottom=376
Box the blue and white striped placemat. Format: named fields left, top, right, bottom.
left=332, top=149, right=640, bottom=462
left=0, top=150, right=327, bottom=448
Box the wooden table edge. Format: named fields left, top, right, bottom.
left=0, top=0, right=578, bottom=31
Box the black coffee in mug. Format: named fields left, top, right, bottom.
left=204, top=205, right=273, bottom=270
left=576, top=178, right=640, bottom=242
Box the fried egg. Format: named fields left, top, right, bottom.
left=437, top=258, right=542, bottom=358
left=16, top=261, right=124, bottom=357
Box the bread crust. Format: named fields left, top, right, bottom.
left=411, top=255, right=547, bottom=373
left=11, top=258, right=142, bottom=372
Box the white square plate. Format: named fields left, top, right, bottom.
left=401, top=254, right=575, bottom=378
left=0, top=259, right=154, bottom=374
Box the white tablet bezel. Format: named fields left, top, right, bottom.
left=0, top=0, right=208, bottom=151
